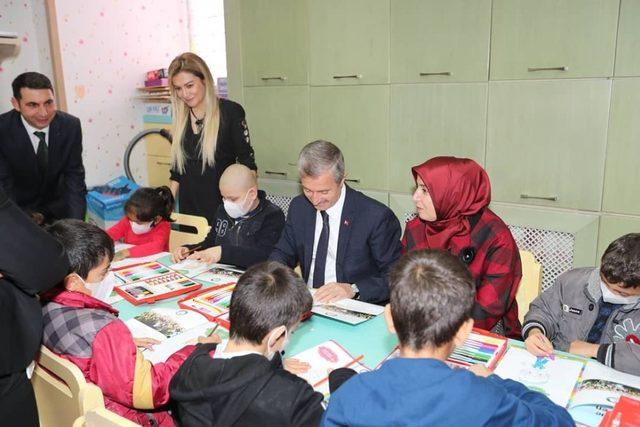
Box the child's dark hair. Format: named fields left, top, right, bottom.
left=229, top=261, right=312, bottom=344
left=124, top=186, right=174, bottom=222
left=601, top=233, right=640, bottom=288
left=46, top=219, right=114, bottom=280
left=389, top=249, right=475, bottom=350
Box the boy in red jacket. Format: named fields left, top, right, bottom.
left=42, top=219, right=215, bottom=426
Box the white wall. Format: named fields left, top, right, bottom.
left=54, top=0, right=190, bottom=186
left=0, top=0, right=53, bottom=107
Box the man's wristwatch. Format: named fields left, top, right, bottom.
left=350, top=283, right=360, bottom=300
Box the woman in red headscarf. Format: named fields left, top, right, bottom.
left=402, top=156, right=522, bottom=338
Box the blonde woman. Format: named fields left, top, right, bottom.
left=168, top=52, right=257, bottom=225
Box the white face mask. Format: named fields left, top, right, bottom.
left=600, top=280, right=640, bottom=305
left=130, top=220, right=154, bottom=235
left=266, top=326, right=288, bottom=360
left=78, top=272, right=116, bottom=303
left=223, top=190, right=251, bottom=219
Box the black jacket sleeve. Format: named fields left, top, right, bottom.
left=42, top=116, right=87, bottom=220
left=229, top=104, right=257, bottom=171
left=355, top=208, right=402, bottom=303
left=219, top=208, right=285, bottom=269
left=0, top=188, right=69, bottom=295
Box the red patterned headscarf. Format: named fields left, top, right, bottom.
left=407, top=156, right=491, bottom=251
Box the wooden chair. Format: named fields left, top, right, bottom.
left=169, top=212, right=210, bottom=251
left=516, top=250, right=543, bottom=324
left=31, top=346, right=104, bottom=427
left=73, top=408, right=141, bottom=427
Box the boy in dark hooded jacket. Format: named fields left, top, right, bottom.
left=170, top=261, right=324, bottom=426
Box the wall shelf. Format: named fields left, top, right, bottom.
left=0, top=36, right=20, bottom=61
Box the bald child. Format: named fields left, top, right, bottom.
left=171, top=164, right=285, bottom=269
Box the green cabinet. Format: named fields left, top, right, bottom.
left=486, top=80, right=611, bottom=211
left=389, top=83, right=488, bottom=193
left=390, top=0, right=491, bottom=83
left=602, top=79, right=640, bottom=215
left=310, top=86, right=389, bottom=190
left=244, top=86, right=310, bottom=181
left=598, top=215, right=640, bottom=260
left=615, top=0, right=640, bottom=76
left=490, top=0, right=619, bottom=80
left=308, top=0, right=389, bottom=85
left=240, top=0, right=309, bottom=86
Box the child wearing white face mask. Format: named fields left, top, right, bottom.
left=170, top=261, right=327, bottom=426
left=171, top=164, right=285, bottom=269
left=524, top=233, right=640, bottom=375
left=107, top=186, right=174, bottom=261
left=41, top=220, right=208, bottom=426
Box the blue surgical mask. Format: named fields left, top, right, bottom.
left=600, top=280, right=640, bottom=305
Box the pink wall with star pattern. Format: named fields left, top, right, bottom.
left=1, top=0, right=190, bottom=186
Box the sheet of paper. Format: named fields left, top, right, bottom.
left=310, top=291, right=384, bottom=325
left=126, top=308, right=211, bottom=340
left=493, top=347, right=585, bottom=407
left=292, top=340, right=367, bottom=388
left=570, top=360, right=640, bottom=409
left=140, top=323, right=229, bottom=364
left=195, top=265, right=244, bottom=284
left=125, top=308, right=221, bottom=363
left=114, top=242, right=134, bottom=252
left=111, top=252, right=169, bottom=270
left=168, top=259, right=213, bottom=278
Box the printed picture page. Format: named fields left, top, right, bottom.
left=493, top=347, right=585, bottom=408
left=125, top=308, right=224, bottom=363
left=292, top=340, right=369, bottom=389
left=310, top=290, right=384, bottom=325
left=570, top=360, right=640, bottom=408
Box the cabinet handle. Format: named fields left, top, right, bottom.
left=527, top=66, right=568, bottom=72
left=345, top=178, right=361, bottom=184
left=520, top=193, right=558, bottom=201
left=333, top=74, right=362, bottom=79
left=419, top=71, right=452, bottom=76
left=261, top=76, right=287, bottom=81
left=156, top=161, right=171, bottom=166
left=265, top=170, right=287, bottom=176
left=287, top=162, right=297, bottom=166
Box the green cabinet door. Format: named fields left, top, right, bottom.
left=598, top=215, right=640, bottom=260
left=486, top=80, right=611, bottom=211
left=389, top=83, right=488, bottom=193
left=244, top=86, right=310, bottom=181
left=603, top=79, right=640, bottom=215
left=308, top=0, right=390, bottom=85
left=615, top=0, right=640, bottom=76
left=240, top=0, right=308, bottom=86
left=490, top=0, right=619, bottom=80
left=310, top=86, right=389, bottom=190
left=390, top=0, right=491, bottom=83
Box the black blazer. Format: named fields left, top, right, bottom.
left=270, top=186, right=402, bottom=304
left=0, top=109, right=87, bottom=221
left=0, top=189, right=69, bottom=376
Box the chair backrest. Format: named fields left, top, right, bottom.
left=31, top=346, right=104, bottom=427
left=75, top=408, right=142, bottom=427
left=169, top=212, right=210, bottom=251
left=516, top=250, right=543, bottom=324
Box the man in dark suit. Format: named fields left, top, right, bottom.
left=0, top=188, right=69, bottom=426
left=0, top=72, right=86, bottom=224
left=270, top=140, right=402, bottom=304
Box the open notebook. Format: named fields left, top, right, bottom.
left=125, top=308, right=228, bottom=364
